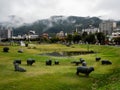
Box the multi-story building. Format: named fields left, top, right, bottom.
left=99, top=20, right=117, bottom=35
left=0, top=27, right=13, bottom=39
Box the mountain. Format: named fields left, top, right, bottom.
left=0, top=15, right=26, bottom=28
left=13, top=16, right=102, bottom=36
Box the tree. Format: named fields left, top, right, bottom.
left=85, top=34, right=96, bottom=44
left=82, top=32, right=88, bottom=43
left=95, top=32, right=105, bottom=44
left=50, top=37, right=60, bottom=43
left=113, top=37, right=120, bottom=45
left=73, top=34, right=81, bottom=43
left=66, top=34, right=73, bottom=44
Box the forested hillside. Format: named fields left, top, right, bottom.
left=13, top=16, right=102, bottom=36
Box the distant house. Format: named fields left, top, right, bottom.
left=29, top=35, right=39, bottom=39
left=27, top=30, right=38, bottom=39
left=56, top=31, right=65, bottom=39
left=42, top=33, right=49, bottom=39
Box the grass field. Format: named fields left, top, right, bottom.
left=0, top=44, right=120, bottom=90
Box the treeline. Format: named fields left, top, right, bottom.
left=50, top=32, right=106, bottom=45
left=1, top=32, right=120, bottom=45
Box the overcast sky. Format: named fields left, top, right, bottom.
left=0, top=0, right=120, bottom=23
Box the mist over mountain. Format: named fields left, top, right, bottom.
left=2, top=15, right=102, bottom=36
left=0, top=15, right=27, bottom=28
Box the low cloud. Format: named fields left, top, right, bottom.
left=0, top=0, right=120, bottom=23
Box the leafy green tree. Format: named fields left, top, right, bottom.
left=50, top=37, right=60, bottom=43
left=73, top=34, right=81, bottom=43
left=82, top=32, right=88, bottom=43
left=40, top=37, right=50, bottom=43
left=113, top=37, right=120, bottom=45
left=95, top=32, right=105, bottom=44
left=85, top=34, right=96, bottom=44
left=66, top=34, right=73, bottom=43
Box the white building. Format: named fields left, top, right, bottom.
left=0, top=27, right=13, bottom=39
left=99, top=20, right=117, bottom=35
left=82, top=28, right=99, bottom=34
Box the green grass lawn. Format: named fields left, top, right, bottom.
left=0, top=44, right=120, bottom=90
